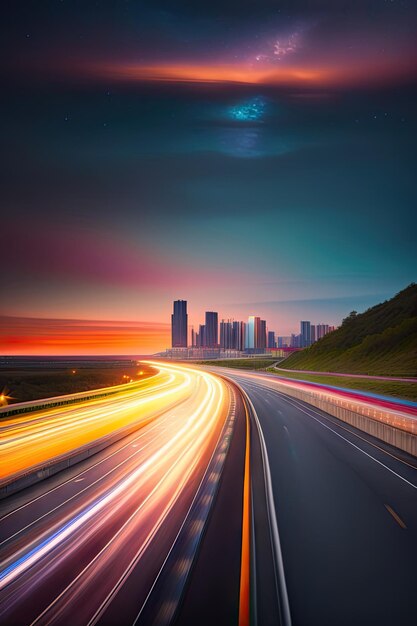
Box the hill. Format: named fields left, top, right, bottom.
left=282, top=284, right=417, bottom=376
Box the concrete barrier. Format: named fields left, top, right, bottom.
left=267, top=379, right=417, bottom=457
left=0, top=384, right=179, bottom=500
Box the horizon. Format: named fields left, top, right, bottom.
left=2, top=1, right=416, bottom=355
left=1, top=285, right=411, bottom=355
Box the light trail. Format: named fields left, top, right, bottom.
left=0, top=367, right=191, bottom=482
left=206, top=367, right=417, bottom=435
left=0, top=362, right=233, bottom=625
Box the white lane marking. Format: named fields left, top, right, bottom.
left=255, top=384, right=417, bottom=491
left=274, top=392, right=417, bottom=472
left=0, top=424, right=170, bottom=549
left=0, top=391, right=191, bottom=525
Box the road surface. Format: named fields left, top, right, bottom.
left=0, top=363, right=247, bottom=625
left=215, top=367, right=417, bottom=626
left=2, top=360, right=417, bottom=625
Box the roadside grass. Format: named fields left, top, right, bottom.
left=0, top=363, right=155, bottom=406
left=266, top=368, right=417, bottom=402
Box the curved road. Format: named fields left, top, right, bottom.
left=1, top=361, right=417, bottom=625
left=215, top=367, right=417, bottom=626
left=0, top=363, right=247, bottom=626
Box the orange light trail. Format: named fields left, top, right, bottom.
left=0, top=362, right=234, bottom=625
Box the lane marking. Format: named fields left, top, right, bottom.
left=241, top=390, right=292, bottom=626
left=384, top=504, right=407, bottom=529
left=239, top=400, right=251, bottom=626
left=272, top=391, right=417, bottom=472
left=254, top=386, right=417, bottom=491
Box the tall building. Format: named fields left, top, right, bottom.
left=300, top=321, right=311, bottom=348
left=191, top=326, right=197, bottom=348
left=171, top=300, right=188, bottom=348
left=246, top=316, right=267, bottom=351
left=232, top=321, right=246, bottom=351
left=199, top=324, right=206, bottom=348
left=205, top=311, right=218, bottom=348
left=259, top=320, right=267, bottom=350
left=267, top=331, right=276, bottom=349
left=291, top=333, right=301, bottom=348
left=316, top=324, right=330, bottom=340
left=246, top=316, right=257, bottom=349
left=220, top=319, right=233, bottom=349
left=278, top=336, right=291, bottom=348
left=310, top=325, right=316, bottom=344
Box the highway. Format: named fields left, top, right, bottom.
left=213, top=367, right=417, bottom=626
left=1, top=360, right=417, bottom=625
left=0, top=363, right=247, bottom=625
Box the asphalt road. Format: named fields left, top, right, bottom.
left=2, top=361, right=417, bottom=626
left=217, top=368, right=417, bottom=626
left=0, top=364, right=247, bottom=626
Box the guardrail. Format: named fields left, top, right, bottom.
left=0, top=372, right=158, bottom=419
left=0, top=372, right=163, bottom=499
left=0, top=392, right=177, bottom=500
left=266, top=377, right=417, bottom=457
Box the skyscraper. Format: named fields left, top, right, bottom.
left=199, top=324, right=206, bottom=347
left=191, top=326, right=197, bottom=348
left=220, top=319, right=233, bottom=349
left=310, top=325, right=316, bottom=344
left=267, top=331, right=276, bottom=349
left=246, top=316, right=266, bottom=351
left=259, top=320, right=267, bottom=350
left=246, top=316, right=257, bottom=349
left=300, top=321, right=311, bottom=347
left=232, top=321, right=246, bottom=351
left=171, top=300, right=188, bottom=348
left=205, top=311, right=218, bottom=348
left=317, top=324, right=330, bottom=340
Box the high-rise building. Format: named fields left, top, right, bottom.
left=199, top=324, right=206, bottom=348
left=310, top=325, right=316, bottom=343
left=205, top=312, right=218, bottom=348
left=316, top=324, right=330, bottom=340
left=246, top=316, right=267, bottom=351
left=232, top=321, right=245, bottom=351
left=171, top=300, right=188, bottom=348
left=267, top=331, right=276, bottom=349
left=246, top=316, right=257, bottom=349
left=259, top=320, right=267, bottom=349
left=291, top=333, right=301, bottom=348
left=191, top=327, right=197, bottom=348
left=300, top=321, right=311, bottom=347
left=220, top=319, right=233, bottom=349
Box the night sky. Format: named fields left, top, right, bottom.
left=1, top=1, right=417, bottom=354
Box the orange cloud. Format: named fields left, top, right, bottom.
left=88, top=61, right=328, bottom=86
left=85, top=57, right=416, bottom=88
left=0, top=316, right=170, bottom=355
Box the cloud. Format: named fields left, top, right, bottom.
left=0, top=316, right=170, bottom=355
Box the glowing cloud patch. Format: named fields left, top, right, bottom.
left=229, top=97, right=267, bottom=122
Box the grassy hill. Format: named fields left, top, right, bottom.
left=282, top=284, right=417, bottom=376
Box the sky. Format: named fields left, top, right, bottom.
left=1, top=0, right=417, bottom=355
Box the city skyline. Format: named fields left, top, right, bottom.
left=172, top=299, right=335, bottom=353
left=1, top=2, right=416, bottom=355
